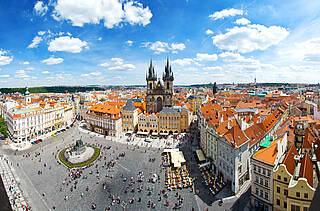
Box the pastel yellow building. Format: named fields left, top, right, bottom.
left=158, top=107, right=190, bottom=135
left=187, top=95, right=207, bottom=115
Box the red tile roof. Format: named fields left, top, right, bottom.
left=282, top=144, right=299, bottom=175
left=299, top=154, right=313, bottom=187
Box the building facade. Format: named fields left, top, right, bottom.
left=86, top=104, right=122, bottom=137
left=146, top=59, right=174, bottom=113
left=137, top=113, right=159, bottom=135
left=158, top=106, right=190, bottom=135
left=121, top=99, right=139, bottom=133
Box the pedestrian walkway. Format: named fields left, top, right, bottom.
left=78, top=125, right=182, bottom=149
left=0, top=155, right=30, bottom=211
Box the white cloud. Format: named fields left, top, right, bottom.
left=0, top=50, right=13, bottom=66
left=38, top=31, right=46, bottom=36
left=124, top=1, right=152, bottom=26
left=81, top=72, right=101, bottom=77
left=53, top=0, right=152, bottom=28
left=213, top=24, right=289, bottom=53
left=202, top=66, right=222, bottom=71
left=143, top=41, right=185, bottom=54
left=15, top=70, right=29, bottom=78
left=98, top=37, right=102, bottom=41
left=111, top=57, right=124, bottom=65
left=171, top=43, right=186, bottom=51
left=219, top=52, right=259, bottom=64
left=0, top=74, right=10, bottom=78
left=48, top=36, right=88, bottom=53
left=209, top=8, right=243, bottom=20
left=27, top=36, right=43, bottom=48
left=279, top=37, right=320, bottom=63
left=196, top=53, right=218, bottom=61
left=172, top=58, right=195, bottom=66
left=108, top=63, right=135, bottom=71
left=34, top=1, right=48, bottom=16
left=22, top=61, right=30, bottom=65
left=206, top=29, right=214, bottom=35
left=42, top=71, right=50, bottom=74
left=99, top=62, right=109, bottom=67
left=235, top=18, right=251, bottom=25
left=41, top=57, right=64, bottom=65
left=126, top=40, right=133, bottom=46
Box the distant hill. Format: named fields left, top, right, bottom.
left=0, top=86, right=104, bottom=94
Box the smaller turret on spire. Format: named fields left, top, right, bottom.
left=146, top=59, right=156, bottom=81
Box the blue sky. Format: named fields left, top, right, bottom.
left=0, top=0, right=320, bottom=87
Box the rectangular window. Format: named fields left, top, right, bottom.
left=284, top=201, right=287, bottom=208
left=265, top=180, right=268, bottom=187
left=253, top=165, right=256, bottom=171
left=277, top=175, right=281, bottom=180
left=260, top=178, right=263, bottom=185
left=260, top=190, right=263, bottom=197
left=303, top=207, right=308, bottom=211
left=284, top=177, right=287, bottom=182
left=291, top=205, right=301, bottom=211
left=265, top=191, right=268, bottom=200
left=263, top=168, right=266, bottom=175
left=258, top=166, right=261, bottom=173
left=277, top=199, right=280, bottom=206
left=304, top=193, right=308, bottom=199
left=284, top=189, right=288, bottom=196
left=296, top=192, right=300, bottom=197
left=277, top=186, right=280, bottom=193
left=256, top=188, right=259, bottom=195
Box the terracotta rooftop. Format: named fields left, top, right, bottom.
left=252, top=137, right=283, bottom=165
left=223, top=123, right=249, bottom=149
left=244, top=123, right=266, bottom=147
left=298, top=154, right=313, bottom=187
left=282, top=144, right=299, bottom=175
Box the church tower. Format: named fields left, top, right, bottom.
left=146, top=59, right=157, bottom=94
left=163, top=58, right=174, bottom=94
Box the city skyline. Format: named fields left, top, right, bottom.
left=1, top=0, right=320, bottom=88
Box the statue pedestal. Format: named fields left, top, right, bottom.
left=64, top=146, right=95, bottom=164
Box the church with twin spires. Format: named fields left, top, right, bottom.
left=146, top=58, right=174, bottom=113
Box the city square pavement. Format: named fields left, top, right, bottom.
left=0, top=122, right=250, bottom=211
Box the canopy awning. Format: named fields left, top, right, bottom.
left=151, top=132, right=158, bottom=136
left=171, top=151, right=186, bottom=168
left=126, top=130, right=133, bottom=134
left=173, top=133, right=179, bottom=135
left=196, top=149, right=206, bottom=162
left=159, top=132, right=168, bottom=136
left=137, top=131, right=148, bottom=135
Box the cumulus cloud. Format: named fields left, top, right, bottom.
left=98, top=37, right=102, bottom=41
left=41, top=57, right=64, bottom=65
left=27, top=36, right=43, bottom=48
left=0, top=75, right=10, bottom=78
left=202, top=66, right=222, bottom=71
left=206, top=29, right=214, bottom=35
left=172, top=58, right=195, bottom=66
left=22, top=61, right=30, bottom=65
left=48, top=36, right=88, bottom=53
left=219, top=52, right=259, bottom=64
left=196, top=53, right=218, bottom=61
left=0, top=50, right=13, bottom=66
left=38, top=31, right=46, bottom=36
left=34, top=1, right=48, bottom=16
left=143, top=41, right=185, bottom=54
left=235, top=18, right=251, bottom=25
left=53, top=0, right=152, bottom=28
left=213, top=24, right=289, bottom=53
left=99, top=62, right=109, bottom=67
left=42, top=71, right=50, bottom=74
left=108, top=64, right=135, bottom=71
left=209, top=8, right=243, bottom=20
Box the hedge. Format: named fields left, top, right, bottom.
left=58, top=145, right=100, bottom=168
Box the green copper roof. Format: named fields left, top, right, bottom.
left=260, top=136, right=272, bottom=148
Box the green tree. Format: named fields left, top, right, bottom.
left=0, top=116, right=8, bottom=138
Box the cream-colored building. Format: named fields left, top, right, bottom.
left=137, top=113, right=159, bottom=136
left=7, top=101, right=74, bottom=142
left=121, top=99, right=139, bottom=133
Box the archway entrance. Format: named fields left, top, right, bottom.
left=157, top=97, right=162, bottom=112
